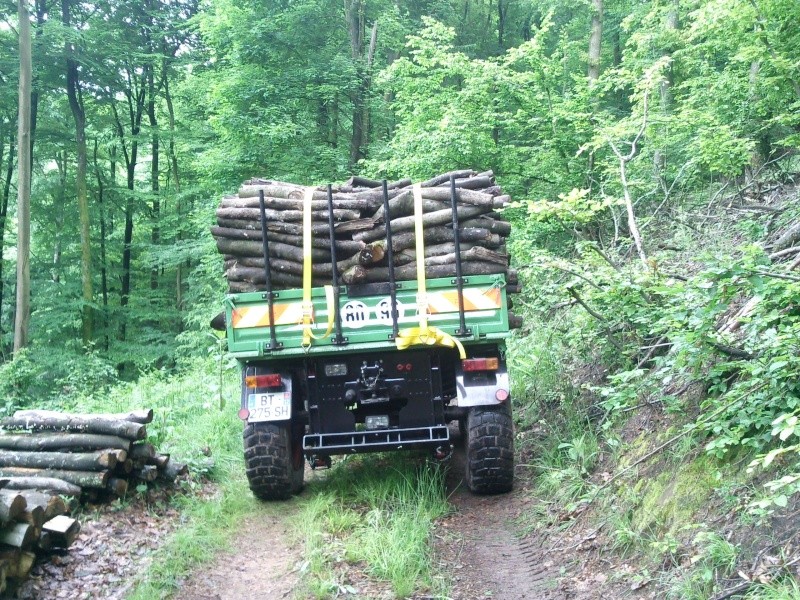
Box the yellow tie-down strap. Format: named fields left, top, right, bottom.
left=302, top=187, right=334, bottom=348
left=395, top=184, right=466, bottom=360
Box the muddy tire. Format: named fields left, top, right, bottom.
left=465, top=404, right=514, bottom=494
left=243, top=421, right=304, bottom=501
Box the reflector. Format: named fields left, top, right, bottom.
left=245, top=374, right=282, bottom=388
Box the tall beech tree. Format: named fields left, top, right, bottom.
left=62, top=0, right=93, bottom=345
left=14, top=0, right=32, bottom=353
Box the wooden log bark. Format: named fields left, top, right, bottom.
left=342, top=260, right=508, bottom=285
left=0, top=468, right=110, bottom=489
left=130, top=443, right=155, bottom=460
left=219, top=194, right=377, bottom=213
left=385, top=227, right=502, bottom=253
left=224, top=242, right=385, bottom=277
left=215, top=238, right=332, bottom=262
left=1, top=415, right=146, bottom=440
left=238, top=181, right=406, bottom=202
left=13, top=409, right=153, bottom=424
left=0, top=432, right=131, bottom=453
left=0, top=523, right=35, bottom=549
left=215, top=206, right=361, bottom=223
left=0, top=449, right=118, bottom=471
left=433, top=175, right=494, bottom=190
left=225, top=265, right=329, bottom=287
left=354, top=205, right=490, bottom=243
left=460, top=217, right=512, bottom=237
left=420, top=170, right=477, bottom=187
left=3, top=477, right=81, bottom=496
left=210, top=226, right=365, bottom=254
left=0, top=493, right=25, bottom=524
left=422, top=247, right=509, bottom=267
left=216, top=218, right=340, bottom=237
left=43, top=515, right=80, bottom=548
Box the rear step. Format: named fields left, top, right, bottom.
left=303, top=425, right=449, bottom=454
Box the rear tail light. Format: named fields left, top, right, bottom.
left=462, top=357, right=499, bottom=372
left=245, top=374, right=282, bottom=388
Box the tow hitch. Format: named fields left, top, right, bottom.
left=309, top=454, right=332, bottom=470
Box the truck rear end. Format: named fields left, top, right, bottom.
left=216, top=173, right=519, bottom=499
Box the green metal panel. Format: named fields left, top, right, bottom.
left=225, top=274, right=511, bottom=360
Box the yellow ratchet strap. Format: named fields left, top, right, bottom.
left=301, top=187, right=334, bottom=348
left=395, top=184, right=466, bottom=359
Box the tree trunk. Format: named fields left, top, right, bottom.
left=93, top=140, right=109, bottom=349
left=0, top=131, right=14, bottom=344
left=0, top=492, right=25, bottom=524
left=0, top=523, right=35, bottom=549
left=63, top=0, right=94, bottom=346
left=42, top=515, right=81, bottom=547
left=148, top=65, right=159, bottom=291
left=14, top=408, right=153, bottom=423
left=587, top=0, right=603, bottom=82
left=14, top=0, right=32, bottom=353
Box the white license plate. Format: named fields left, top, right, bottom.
left=247, top=392, right=292, bottom=422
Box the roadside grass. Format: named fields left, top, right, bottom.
left=294, top=454, right=451, bottom=599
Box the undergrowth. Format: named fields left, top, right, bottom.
left=294, top=454, right=451, bottom=599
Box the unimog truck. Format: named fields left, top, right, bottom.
left=219, top=178, right=516, bottom=500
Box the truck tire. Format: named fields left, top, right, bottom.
left=465, top=404, right=514, bottom=494
left=243, top=421, right=304, bottom=501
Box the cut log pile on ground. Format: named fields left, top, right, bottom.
left=0, top=408, right=188, bottom=595
left=212, top=170, right=522, bottom=327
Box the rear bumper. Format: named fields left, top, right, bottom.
left=303, top=425, right=449, bottom=455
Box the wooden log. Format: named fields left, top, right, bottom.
left=219, top=194, right=377, bottom=213
left=385, top=227, right=502, bottom=253
left=0, top=548, right=34, bottom=579
left=13, top=409, right=153, bottom=424
left=147, top=454, right=170, bottom=470
left=37, top=531, right=53, bottom=552
left=216, top=218, right=338, bottom=237
left=130, top=443, right=155, bottom=461
left=0, top=449, right=118, bottom=471
left=1, top=415, right=145, bottom=440
left=159, top=461, right=188, bottom=482
left=225, top=265, right=329, bottom=287
left=3, top=490, right=67, bottom=520
left=210, top=226, right=365, bottom=254
left=354, top=205, right=490, bottom=243
left=215, top=238, right=331, bottom=262
left=215, top=206, right=361, bottom=223
left=0, top=523, right=35, bottom=549
left=423, top=247, right=509, bottom=267
left=0, top=468, right=110, bottom=489
left=19, top=505, right=44, bottom=529
left=0, top=493, right=25, bottom=524
left=134, top=465, right=158, bottom=482
left=238, top=182, right=407, bottom=202
left=43, top=515, right=80, bottom=548
left=0, top=432, right=131, bottom=453
left=420, top=170, right=477, bottom=187
left=107, top=477, right=128, bottom=497
left=3, top=477, right=81, bottom=496
left=115, top=459, right=133, bottom=474
left=460, top=217, right=512, bottom=236
left=342, top=260, right=508, bottom=285
left=224, top=242, right=385, bottom=278
left=433, top=175, right=494, bottom=190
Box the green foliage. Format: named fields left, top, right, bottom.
left=295, top=454, right=450, bottom=598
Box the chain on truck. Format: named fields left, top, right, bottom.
left=217, top=177, right=516, bottom=500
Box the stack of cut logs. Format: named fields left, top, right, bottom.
left=0, top=409, right=187, bottom=499
left=0, top=408, right=187, bottom=593
left=212, top=170, right=521, bottom=327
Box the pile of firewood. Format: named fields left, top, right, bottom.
left=0, top=485, right=78, bottom=594
left=212, top=171, right=521, bottom=308
left=0, top=410, right=188, bottom=500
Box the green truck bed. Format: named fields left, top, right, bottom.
left=225, top=273, right=511, bottom=358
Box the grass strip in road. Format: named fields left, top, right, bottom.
left=296, top=454, right=451, bottom=599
